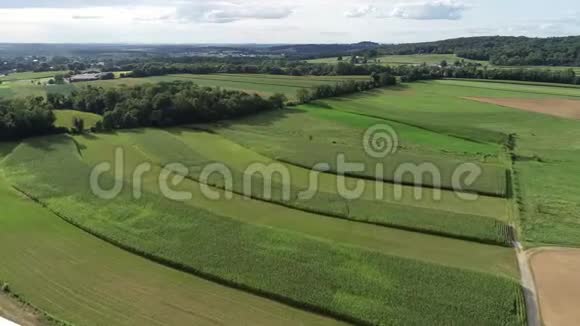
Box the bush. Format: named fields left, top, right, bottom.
left=1, top=282, right=10, bottom=293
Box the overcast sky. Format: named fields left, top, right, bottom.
left=0, top=0, right=578, bottom=44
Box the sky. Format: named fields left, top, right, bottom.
left=0, top=0, right=578, bottom=44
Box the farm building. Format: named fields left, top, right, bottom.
left=69, top=73, right=102, bottom=82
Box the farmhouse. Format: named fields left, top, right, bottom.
left=69, top=73, right=102, bottom=82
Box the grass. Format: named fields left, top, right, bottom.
left=73, top=130, right=518, bottom=275
left=0, top=134, right=524, bottom=325
left=0, top=172, right=342, bottom=326
left=0, top=71, right=68, bottom=82
left=112, top=127, right=512, bottom=246
left=302, top=79, right=580, bottom=247
left=435, top=79, right=580, bottom=98
left=214, top=108, right=510, bottom=197
left=54, top=110, right=102, bottom=130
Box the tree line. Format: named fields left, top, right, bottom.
left=46, top=81, right=288, bottom=130
left=125, top=61, right=393, bottom=78
left=297, top=73, right=397, bottom=103
left=0, top=97, right=60, bottom=140
left=374, top=36, right=580, bottom=66
left=379, top=63, right=579, bottom=85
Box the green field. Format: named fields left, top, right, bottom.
left=0, top=171, right=344, bottom=326
left=308, top=80, right=580, bottom=246
left=0, top=73, right=371, bottom=101
left=80, top=128, right=512, bottom=246
left=0, top=134, right=525, bottom=325
left=4, top=74, right=580, bottom=324
left=0, top=71, right=68, bottom=82
left=54, top=110, right=102, bottom=130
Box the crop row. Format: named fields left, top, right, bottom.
left=0, top=135, right=526, bottom=325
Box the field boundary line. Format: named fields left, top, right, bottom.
left=508, top=134, right=540, bottom=326
left=514, top=242, right=541, bottom=326
left=0, top=280, right=72, bottom=326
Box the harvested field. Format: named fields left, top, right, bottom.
left=530, top=249, right=580, bottom=326
left=466, top=97, right=580, bottom=120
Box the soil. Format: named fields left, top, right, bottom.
left=464, top=97, right=580, bottom=120
left=529, top=248, right=580, bottom=326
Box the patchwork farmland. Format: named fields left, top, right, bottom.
left=2, top=72, right=580, bottom=325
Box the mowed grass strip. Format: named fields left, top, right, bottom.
left=1, top=135, right=525, bottom=325
left=121, top=128, right=513, bottom=246
left=0, top=174, right=344, bottom=326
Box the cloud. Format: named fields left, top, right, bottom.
left=175, top=2, right=293, bottom=24
left=388, top=0, right=468, bottom=20
left=345, top=5, right=376, bottom=18
left=72, top=15, right=104, bottom=20
left=0, top=0, right=165, bottom=8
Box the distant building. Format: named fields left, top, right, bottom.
left=69, top=73, right=102, bottom=82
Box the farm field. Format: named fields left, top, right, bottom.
left=4, top=74, right=580, bottom=324
left=77, top=128, right=513, bottom=246
left=530, top=249, right=580, bottom=326
left=307, top=80, right=580, bottom=247
left=0, top=71, right=67, bottom=82
left=0, top=73, right=371, bottom=100
left=54, top=110, right=102, bottom=130
left=0, top=133, right=526, bottom=325
left=0, top=173, right=345, bottom=326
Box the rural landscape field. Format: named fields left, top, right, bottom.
left=2, top=1, right=580, bottom=326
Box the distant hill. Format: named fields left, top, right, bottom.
left=267, top=42, right=380, bottom=58
left=376, top=36, right=580, bottom=66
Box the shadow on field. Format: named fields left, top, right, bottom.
left=0, top=142, right=19, bottom=161
left=192, top=108, right=305, bottom=130
left=325, top=85, right=411, bottom=102
left=24, top=134, right=73, bottom=152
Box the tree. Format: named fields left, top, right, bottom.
left=296, top=88, right=311, bottom=104
left=440, top=60, right=448, bottom=68
left=337, top=56, right=343, bottom=61
left=269, top=93, right=287, bottom=109
left=54, top=74, right=65, bottom=84
left=100, top=72, right=115, bottom=80
left=72, top=117, right=85, bottom=134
